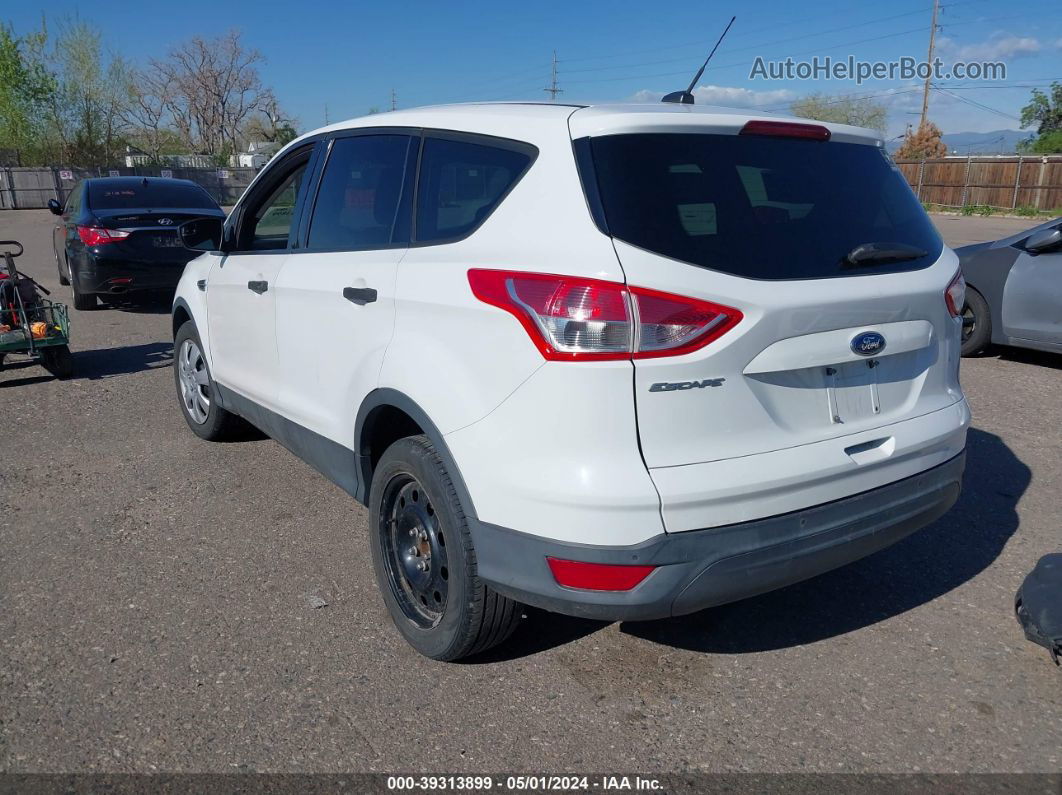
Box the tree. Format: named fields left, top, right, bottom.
left=120, top=65, right=177, bottom=163
left=789, top=93, right=888, bottom=134
left=152, top=30, right=273, bottom=159
left=0, top=21, right=57, bottom=164
left=1019, top=82, right=1062, bottom=154
left=896, top=121, right=948, bottom=160
left=242, top=94, right=298, bottom=146
left=1017, top=130, right=1062, bottom=154
left=1020, top=82, right=1062, bottom=136
left=43, top=18, right=131, bottom=165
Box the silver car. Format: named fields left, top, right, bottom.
left=957, top=218, right=1062, bottom=357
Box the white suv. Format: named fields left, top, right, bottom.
left=172, top=103, right=970, bottom=660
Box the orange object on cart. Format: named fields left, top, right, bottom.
left=30, top=321, right=48, bottom=339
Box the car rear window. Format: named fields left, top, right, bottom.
left=88, top=181, right=217, bottom=210
left=415, top=137, right=534, bottom=243
left=586, top=133, right=942, bottom=280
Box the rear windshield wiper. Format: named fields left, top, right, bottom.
left=843, top=242, right=927, bottom=268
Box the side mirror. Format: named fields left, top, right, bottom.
left=1025, top=227, right=1062, bottom=254
left=179, top=217, right=225, bottom=252
left=47, top=199, right=63, bottom=216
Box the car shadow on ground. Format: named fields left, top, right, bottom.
left=471, top=427, right=1027, bottom=662
left=995, top=346, right=1061, bottom=370
left=0, top=341, right=173, bottom=387
left=73, top=341, right=174, bottom=379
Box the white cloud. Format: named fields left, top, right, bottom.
left=936, top=33, right=1042, bottom=61
left=629, top=84, right=795, bottom=108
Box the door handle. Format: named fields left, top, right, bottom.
left=343, top=287, right=377, bottom=305
left=247, top=280, right=268, bottom=294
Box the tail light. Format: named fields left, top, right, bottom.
left=945, top=270, right=966, bottom=317
left=77, top=226, right=130, bottom=246
left=467, top=269, right=742, bottom=361
left=546, top=557, right=655, bottom=591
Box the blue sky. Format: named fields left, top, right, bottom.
left=7, top=0, right=1062, bottom=140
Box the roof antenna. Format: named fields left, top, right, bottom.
left=662, top=16, right=736, bottom=105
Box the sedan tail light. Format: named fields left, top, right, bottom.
left=945, top=270, right=966, bottom=317
left=467, top=269, right=742, bottom=361
left=77, top=225, right=130, bottom=246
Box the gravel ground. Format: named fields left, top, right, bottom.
left=0, top=210, right=1059, bottom=774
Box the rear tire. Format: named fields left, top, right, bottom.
left=960, top=287, right=991, bottom=357
left=41, top=345, right=73, bottom=379
left=70, top=265, right=96, bottom=311
left=370, top=435, right=522, bottom=661
left=173, top=320, right=243, bottom=441
left=56, top=251, right=69, bottom=286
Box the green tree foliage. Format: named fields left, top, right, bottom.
left=0, top=17, right=298, bottom=167
left=43, top=18, right=131, bottom=165
left=0, top=21, right=56, bottom=164
left=1017, top=130, right=1062, bottom=154
left=1019, top=83, right=1062, bottom=154
left=789, top=93, right=888, bottom=134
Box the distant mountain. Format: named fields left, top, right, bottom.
left=889, top=129, right=1033, bottom=155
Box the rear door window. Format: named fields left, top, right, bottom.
left=414, top=136, right=535, bottom=243
left=87, top=181, right=217, bottom=210
left=587, top=133, right=943, bottom=280
left=307, top=134, right=414, bottom=250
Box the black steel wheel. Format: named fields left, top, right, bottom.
left=379, top=475, right=451, bottom=628
left=369, top=435, right=522, bottom=660
left=960, top=287, right=991, bottom=357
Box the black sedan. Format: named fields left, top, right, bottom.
left=48, top=177, right=225, bottom=310
left=956, top=217, right=1062, bottom=357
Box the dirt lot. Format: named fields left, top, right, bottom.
left=1, top=210, right=1060, bottom=774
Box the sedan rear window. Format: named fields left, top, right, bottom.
left=88, top=181, right=217, bottom=210
left=587, top=133, right=942, bottom=280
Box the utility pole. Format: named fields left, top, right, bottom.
left=324, top=104, right=330, bottom=125
left=544, top=51, right=562, bottom=101
left=391, top=88, right=397, bottom=111
left=919, top=0, right=940, bottom=130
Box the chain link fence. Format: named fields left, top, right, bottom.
left=0, top=165, right=260, bottom=210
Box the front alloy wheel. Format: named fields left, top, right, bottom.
left=177, top=338, right=211, bottom=424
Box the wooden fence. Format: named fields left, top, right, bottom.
left=0, top=165, right=260, bottom=210
left=895, top=156, right=1062, bottom=212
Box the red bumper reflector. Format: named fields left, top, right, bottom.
left=546, top=557, right=655, bottom=591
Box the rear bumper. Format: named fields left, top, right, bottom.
left=470, top=451, right=965, bottom=621
left=79, top=255, right=189, bottom=295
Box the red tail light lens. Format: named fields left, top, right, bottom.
left=467, top=269, right=742, bottom=361
left=945, top=270, right=966, bottom=317
left=77, top=226, right=130, bottom=246
left=630, top=286, right=743, bottom=358
left=740, top=120, right=831, bottom=141
left=546, top=557, right=656, bottom=591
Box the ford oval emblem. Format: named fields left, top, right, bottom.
left=851, top=331, right=886, bottom=356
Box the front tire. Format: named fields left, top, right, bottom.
left=960, top=287, right=992, bottom=357
left=173, top=320, right=242, bottom=441
left=370, top=435, right=522, bottom=660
